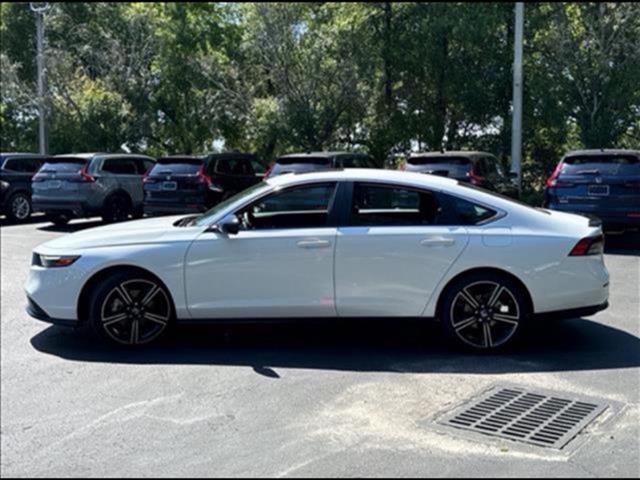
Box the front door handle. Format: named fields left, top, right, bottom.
left=420, top=236, right=456, bottom=247
left=296, top=239, right=331, bottom=249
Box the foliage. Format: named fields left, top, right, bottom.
left=1, top=2, right=638, bottom=193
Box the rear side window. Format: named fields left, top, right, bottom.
left=441, top=193, right=497, bottom=225
left=562, top=155, right=640, bottom=175
left=239, top=183, right=337, bottom=230
left=101, top=158, right=138, bottom=175
left=1, top=157, right=44, bottom=173
left=350, top=183, right=442, bottom=226
left=150, top=159, right=202, bottom=175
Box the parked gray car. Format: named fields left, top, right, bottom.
left=32, top=153, right=155, bottom=225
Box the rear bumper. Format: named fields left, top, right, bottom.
left=32, top=199, right=95, bottom=217
left=533, top=301, right=609, bottom=321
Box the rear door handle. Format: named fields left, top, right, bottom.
left=296, top=239, right=331, bottom=249
left=420, top=236, right=456, bottom=247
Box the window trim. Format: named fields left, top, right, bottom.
left=233, top=181, right=342, bottom=231
left=339, top=180, right=506, bottom=228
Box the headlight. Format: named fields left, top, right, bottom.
left=0, top=180, right=9, bottom=190
left=32, top=253, right=81, bottom=268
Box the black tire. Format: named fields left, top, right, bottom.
left=48, top=213, right=70, bottom=226
left=440, top=272, right=530, bottom=352
left=88, top=271, right=174, bottom=346
left=102, top=194, right=131, bottom=223
left=6, top=192, right=32, bottom=222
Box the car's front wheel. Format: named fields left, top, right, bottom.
left=88, top=271, right=173, bottom=346
left=440, top=272, right=529, bottom=351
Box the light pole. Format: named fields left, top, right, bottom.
left=511, top=2, right=524, bottom=197
left=30, top=2, right=50, bottom=155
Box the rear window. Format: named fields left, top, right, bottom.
left=408, top=156, right=471, bottom=165
left=562, top=155, right=640, bottom=175
left=151, top=158, right=202, bottom=175
left=40, top=158, right=87, bottom=172
left=276, top=156, right=331, bottom=166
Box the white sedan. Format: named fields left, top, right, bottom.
left=26, top=169, right=609, bottom=351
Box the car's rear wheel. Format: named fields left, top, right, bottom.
left=7, top=192, right=32, bottom=222
left=440, top=272, right=529, bottom=351
left=88, top=272, right=173, bottom=346
left=102, top=194, right=131, bottom=223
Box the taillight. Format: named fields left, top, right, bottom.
left=545, top=162, right=573, bottom=188
left=569, top=234, right=604, bottom=256
left=197, top=164, right=212, bottom=187
left=263, top=163, right=275, bottom=180
left=32, top=173, right=44, bottom=182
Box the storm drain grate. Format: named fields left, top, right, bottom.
left=439, top=386, right=608, bottom=449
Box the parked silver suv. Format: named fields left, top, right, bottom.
left=32, top=153, right=155, bottom=225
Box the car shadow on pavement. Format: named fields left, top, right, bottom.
left=30, top=317, right=640, bottom=376
left=37, top=220, right=105, bottom=233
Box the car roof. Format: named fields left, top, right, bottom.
left=52, top=153, right=154, bottom=160
left=277, top=151, right=369, bottom=160
left=563, top=149, right=640, bottom=158
left=265, top=168, right=459, bottom=189
left=0, top=152, right=49, bottom=158
left=409, top=151, right=494, bottom=159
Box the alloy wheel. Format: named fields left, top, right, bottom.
left=449, top=281, right=521, bottom=349
left=100, top=279, right=171, bottom=345
left=11, top=194, right=31, bottom=220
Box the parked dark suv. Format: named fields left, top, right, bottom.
left=402, top=151, right=518, bottom=197
left=544, top=149, right=640, bottom=231
left=143, top=152, right=266, bottom=215
left=32, top=153, right=155, bottom=225
left=0, top=153, right=48, bottom=222
left=264, top=152, right=377, bottom=178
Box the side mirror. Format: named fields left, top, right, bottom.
left=215, top=214, right=240, bottom=235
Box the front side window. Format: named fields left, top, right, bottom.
left=350, top=183, right=442, bottom=226
left=238, top=182, right=337, bottom=230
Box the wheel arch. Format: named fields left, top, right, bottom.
left=77, top=264, right=176, bottom=323
left=434, top=267, right=534, bottom=321
left=103, top=188, right=133, bottom=208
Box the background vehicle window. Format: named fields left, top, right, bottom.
left=239, top=183, right=337, bottom=230
left=102, top=158, right=138, bottom=175
left=440, top=193, right=496, bottom=225
left=3, top=159, right=28, bottom=172
left=350, top=183, right=441, bottom=226
left=131, top=158, right=152, bottom=175
left=337, top=155, right=375, bottom=168
left=230, top=158, right=254, bottom=176
left=251, top=159, right=266, bottom=175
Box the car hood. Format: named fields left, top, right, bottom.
left=41, top=215, right=203, bottom=251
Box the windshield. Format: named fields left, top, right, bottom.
left=192, top=181, right=271, bottom=227
left=456, top=181, right=550, bottom=214
left=561, top=155, right=640, bottom=176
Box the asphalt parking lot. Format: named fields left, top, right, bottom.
left=1, top=216, right=639, bottom=477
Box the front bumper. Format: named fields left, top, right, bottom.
left=26, top=296, right=78, bottom=327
